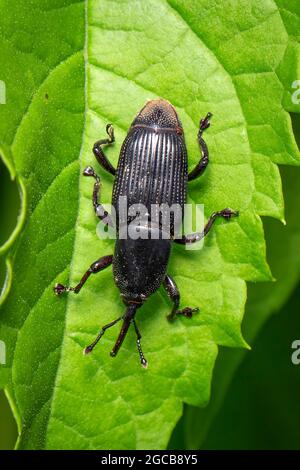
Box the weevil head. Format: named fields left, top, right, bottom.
left=132, top=99, right=183, bottom=133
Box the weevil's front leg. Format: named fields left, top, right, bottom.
left=93, top=124, right=116, bottom=176
left=83, top=166, right=114, bottom=227
left=188, top=112, right=212, bottom=181
left=163, top=274, right=199, bottom=321
left=174, top=208, right=239, bottom=245
left=54, top=254, right=113, bottom=295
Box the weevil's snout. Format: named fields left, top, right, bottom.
left=133, top=99, right=182, bottom=131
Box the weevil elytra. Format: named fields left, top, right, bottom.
left=54, top=99, right=238, bottom=367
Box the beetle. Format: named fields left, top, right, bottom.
left=54, top=99, right=238, bottom=367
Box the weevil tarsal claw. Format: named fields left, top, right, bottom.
left=200, top=112, right=213, bottom=131
left=83, top=166, right=95, bottom=177
left=53, top=283, right=65, bottom=295
left=106, top=124, right=114, bottom=142
left=221, top=208, right=239, bottom=220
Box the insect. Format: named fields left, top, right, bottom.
left=54, top=99, right=238, bottom=367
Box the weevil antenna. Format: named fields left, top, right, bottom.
left=133, top=319, right=148, bottom=368
left=110, top=304, right=138, bottom=358
left=84, top=316, right=122, bottom=355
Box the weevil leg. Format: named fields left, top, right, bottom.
left=132, top=319, right=148, bottom=368
left=54, top=254, right=113, bottom=296
left=174, top=208, right=239, bottom=245
left=188, top=112, right=212, bottom=181
left=84, top=316, right=123, bottom=355
left=163, top=274, right=199, bottom=321
left=93, top=124, right=116, bottom=176
left=83, top=165, right=114, bottom=227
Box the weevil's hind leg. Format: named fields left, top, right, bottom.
left=84, top=316, right=123, bottom=355
left=93, top=124, right=116, bottom=176
left=54, top=254, right=113, bottom=295
left=163, top=274, right=199, bottom=321
left=83, top=166, right=114, bottom=227
left=133, top=319, right=148, bottom=368
left=188, top=112, right=212, bottom=181
left=174, top=208, right=239, bottom=245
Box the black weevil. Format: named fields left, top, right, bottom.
left=54, top=99, right=238, bottom=367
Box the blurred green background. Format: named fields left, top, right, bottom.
left=1, top=115, right=300, bottom=450
left=202, top=282, right=300, bottom=450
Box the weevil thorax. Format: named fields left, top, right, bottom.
left=132, top=99, right=183, bottom=134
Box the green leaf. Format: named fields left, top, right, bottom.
left=0, top=0, right=299, bottom=450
